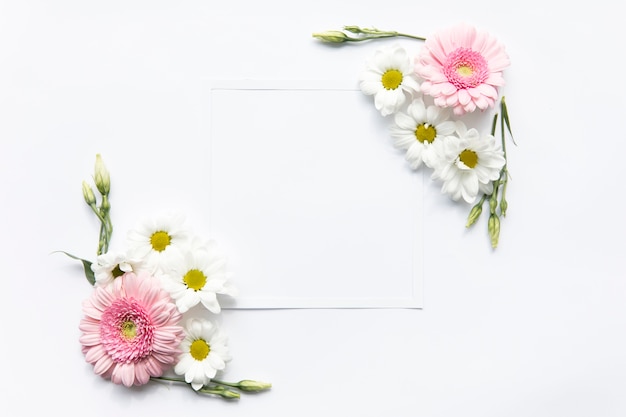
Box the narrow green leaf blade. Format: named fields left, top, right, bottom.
left=490, top=113, right=498, bottom=136
left=501, top=97, right=517, bottom=145
left=53, top=251, right=96, bottom=286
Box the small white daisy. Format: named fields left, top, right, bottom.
left=430, top=121, right=505, bottom=203
left=359, top=44, right=420, bottom=116
left=389, top=98, right=457, bottom=169
left=91, top=251, right=144, bottom=287
left=174, top=318, right=232, bottom=391
left=160, top=237, right=237, bottom=314
left=126, top=212, right=190, bottom=273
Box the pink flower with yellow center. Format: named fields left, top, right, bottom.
left=79, top=271, right=184, bottom=387
left=415, top=23, right=510, bottom=115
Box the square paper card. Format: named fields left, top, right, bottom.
left=207, top=80, right=423, bottom=309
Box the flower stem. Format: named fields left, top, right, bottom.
left=211, top=378, right=272, bottom=392
left=150, top=376, right=269, bottom=398
left=497, top=97, right=513, bottom=217
left=209, top=379, right=239, bottom=388
left=344, top=26, right=426, bottom=41
left=466, top=97, right=514, bottom=248
left=96, top=194, right=112, bottom=255
left=150, top=376, right=239, bottom=399
left=313, top=26, right=426, bottom=43
left=151, top=375, right=185, bottom=385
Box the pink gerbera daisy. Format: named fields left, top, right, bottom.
left=79, top=271, right=184, bottom=387
left=415, top=23, right=510, bottom=115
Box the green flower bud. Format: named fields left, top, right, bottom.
left=312, top=30, right=349, bottom=43
left=82, top=180, right=96, bottom=206
left=237, top=380, right=272, bottom=392
left=343, top=25, right=363, bottom=34
left=500, top=197, right=508, bottom=217
left=489, top=194, right=498, bottom=214
left=199, top=385, right=241, bottom=399
left=218, top=388, right=241, bottom=399
left=94, top=154, right=110, bottom=196
left=488, top=214, right=500, bottom=249
left=466, top=203, right=483, bottom=228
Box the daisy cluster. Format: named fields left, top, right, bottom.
left=314, top=23, right=514, bottom=248
left=68, top=155, right=270, bottom=400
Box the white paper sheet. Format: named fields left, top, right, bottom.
left=207, top=80, right=423, bottom=308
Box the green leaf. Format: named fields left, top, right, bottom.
left=54, top=251, right=96, bottom=286
left=490, top=113, right=498, bottom=136
left=500, top=97, right=516, bottom=145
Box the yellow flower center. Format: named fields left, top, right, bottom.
left=183, top=269, right=207, bottom=291
left=457, top=65, right=473, bottom=77
left=459, top=149, right=478, bottom=168
left=150, top=231, right=171, bottom=252
left=381, top=69, right=403, bottom=90
left=415, top=123, right=436, bottom=144
left=190, top=339, right=210, bottom=361
left=121, top=320, right=137, bottom=339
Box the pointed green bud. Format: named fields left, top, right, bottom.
left=342, top=25, right=364, bottom=34
left=199, top=385, right=241, bottom=399
left=82, top=180, right=96, bottom=206
left=236, top=380, right=272, bottom=392
left=218, top=388, right=241, bottom=399
left=488, top=214, right=500, bottom=249
left=500, top=197, right=508, bottom=217
left=312, top=30, right=349, bottom=43
left=489, top=194, right=497, bottom=214
left=466, top=203, right=483, bottom=228
left=94, top=154, right=110, bottom=195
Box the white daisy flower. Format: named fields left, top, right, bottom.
left=126, top=212, right=190, bottom=273
left=359, top=44, right=420, bottom=116
left=174, top=318, right=232, bottom=391
left=430, top=121, right=506, bottom=203
left=91, top=251, right=144, bottom=287
left=389, top=98, right=457, bottom=169
left=160, top=237, right=237, bottom=314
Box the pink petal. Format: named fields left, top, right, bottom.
left=458, top=89, right=471, bottom=106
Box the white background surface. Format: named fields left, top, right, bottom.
left=1, top=1, right=625, bottom=416
left=209, top=83, right=422, bottom=308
